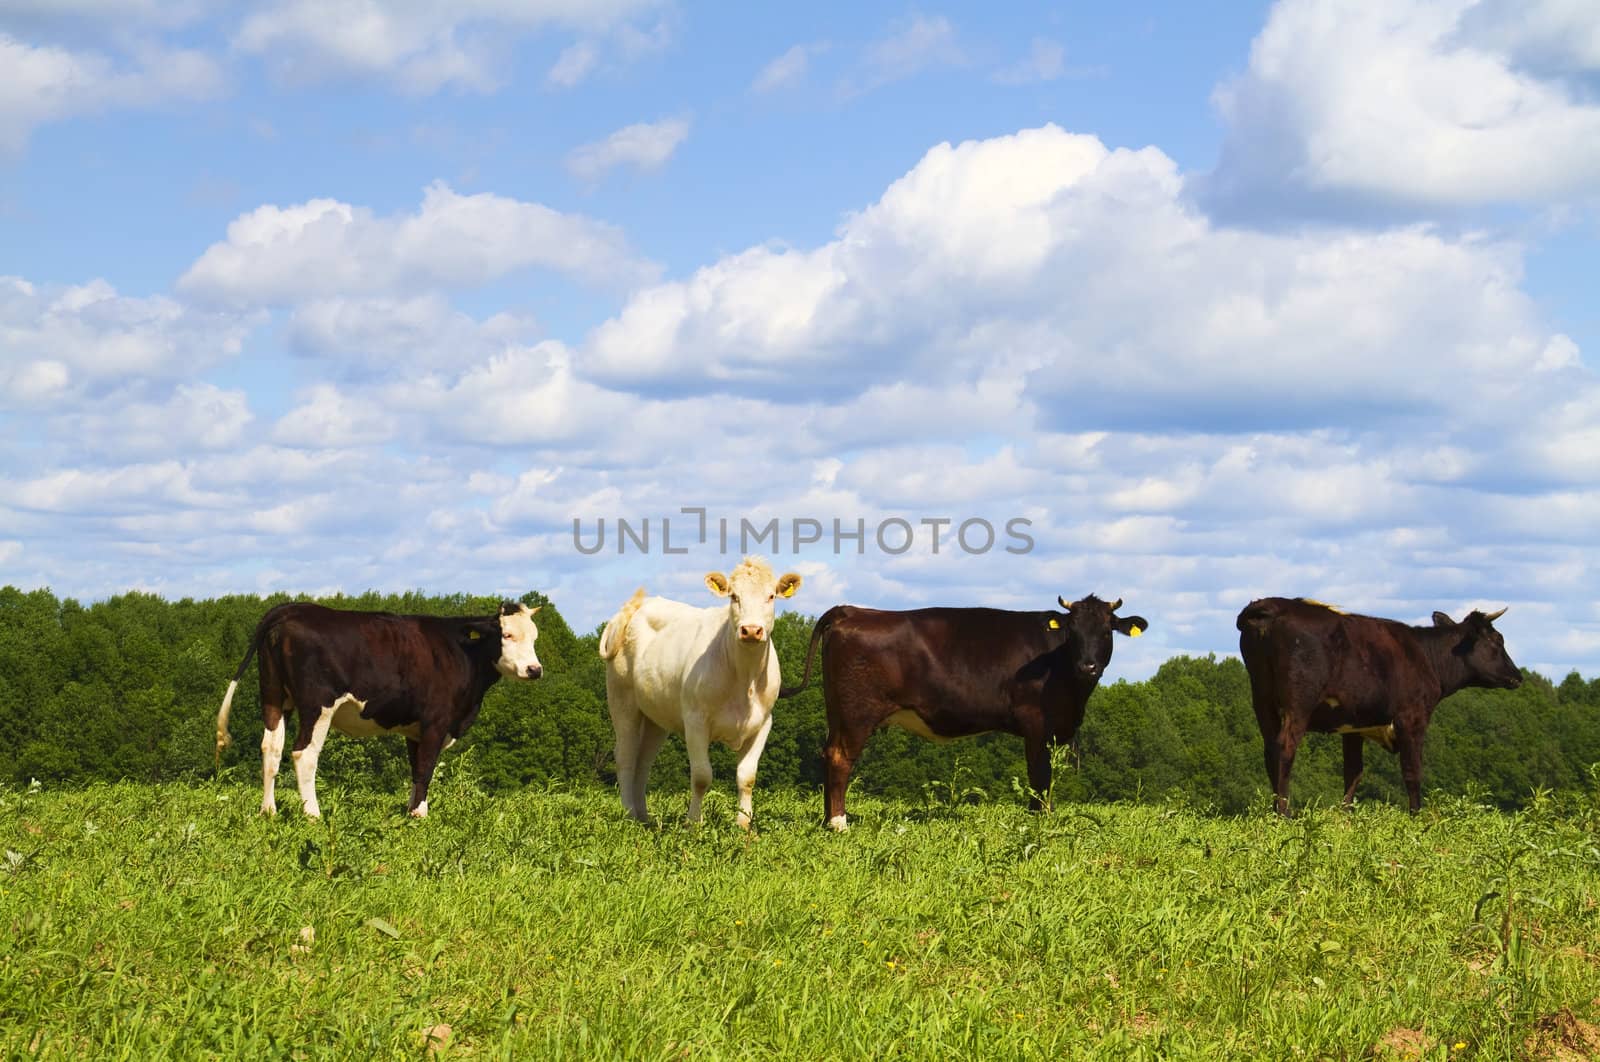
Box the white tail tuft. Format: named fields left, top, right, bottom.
left=215, top=680, right=237, bottom=769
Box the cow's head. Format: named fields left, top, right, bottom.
left=705, top=555, right=801, bottom=645
left=495, top=601, right=543, bottom=680
left=1431, top=606, right=1522, bottom=689
left=1050, top=594, right=1149, bottom=681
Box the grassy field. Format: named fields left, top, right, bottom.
left=3, top=767, right=1599, bottom=1060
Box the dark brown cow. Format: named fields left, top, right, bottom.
left=1237, top=597, right=1522, bottom=815
left=781, top=594, right=1148, bottom=830
left=214, top=601, right=544, bottom=819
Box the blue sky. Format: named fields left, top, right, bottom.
left=2, top=0, right=1598, bottom=681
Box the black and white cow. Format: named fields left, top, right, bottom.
left=215, top=600, right=543, bottom=818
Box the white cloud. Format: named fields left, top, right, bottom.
left=992, top=37, right=1068, bottom=85
left=1209, top=0, right=1600, bottom=210
left=0, top=33, right=221, bottom=153
left=753, top=43, right=821, bottom=93
left=273, top=383, right=396, bottom=449
left=857, top=14, right=964, bottom=90
left=565, top=117, right=690, bottom=182
left=0, top=275, right=252, bottom=403
left=286, top=294, right=535, bottom=371
left=546, top=40, right=598, bottom=87
left=178, top=181, right=655, bottom=306
left=233, top=0, right=662, bottom=93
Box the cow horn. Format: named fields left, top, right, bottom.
left=1483, top=606, right=1507, bottom=622
left=1058, top=596, right=1072, bottom=611
left=1109, top=598, right=1123, bottom=612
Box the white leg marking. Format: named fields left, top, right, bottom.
left=260, top=719, right=286, bottom=816
left=292, top=702, right=339, bottom=818
left=409, top=799, right=429, bottom=819
left=827, top=815, right=850, bottom=833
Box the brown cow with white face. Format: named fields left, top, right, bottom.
left=215, top=601, right=543, bottom=819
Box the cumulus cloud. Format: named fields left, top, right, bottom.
left=0, top=33, right=221, bottom=154
left=286, top=294, right=535, bottom=373
left=565, top=117, right=690, bottom=182
left=0, top=275, right=252, bottom=403
left=178, top=181, right=655, bottom=305
left=233, top=0, right=662, bottom=93
left=1207, top=0, right=1600, bottom=213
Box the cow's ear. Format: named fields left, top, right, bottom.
left=775, top=572, right=802, bottom=598
left=1113, top=614, right=1148, bottom=638
left=1432, top=611, right=1456, bottom=627
left=461, top=619, right=497, bottom=644
left=705, top=572, right=731, bottom=597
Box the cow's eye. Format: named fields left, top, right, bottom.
left=730, top=594, right=740, bottom=604
left=768, top=594, right=775, bottom=602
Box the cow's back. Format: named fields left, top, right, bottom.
left=270, top=604, right=473, bottom=712
left=607, top=597, right=727, bottom=715
left=825, top=606, right=1060, bottom=709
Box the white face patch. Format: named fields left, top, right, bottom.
left=496, top=605, right=542, bottom=679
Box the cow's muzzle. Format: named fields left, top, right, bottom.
left=739, top=625, right=766, bottom=642
left=525, top=664, right=543, bottom=679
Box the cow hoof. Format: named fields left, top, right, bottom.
left=260, top=804, right=277, bottom=817
left=826, top=815, right=849, bottom=832
left=409, top=802, right=429, bottom=819
left=736, top=813, right=752, bottom=831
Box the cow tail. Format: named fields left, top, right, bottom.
left=778, top=606, right=844, bottom=698
left=599, top=588, right=647, bottom=661
left=215, top=612, right=272, bottom=771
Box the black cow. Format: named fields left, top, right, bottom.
left=214, top=601, right=544, bottom=818
left=1237, top=597, right=1522, bottom=815
left=781, top=594, right=1148, bottom=829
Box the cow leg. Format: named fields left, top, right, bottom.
left=291, top=700, right=338, bottom=819
left=257, top=648, right=289, bottom=816
left=733, top=715, right=774, bottom=831
left=1394, top=726, right=1425, bottom=814
left=682, top=712, right=714, bottom=825
left=407, top=728, right=448, bottom=818
left=1341, top=734, right=1365, bottom=806
left=822, top=723, right=871, bottom=831
left=1023, top=733, right=1053, bottom=813
left=1273, top=719, right=1306, bottom=817
left=629, top=718, right=670, bottom=822
left=260, top=708, right=286, bottom=816
left=608, top=689, right=647, bottom=822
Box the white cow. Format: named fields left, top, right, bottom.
left=599, top=556, right=802, bottom=828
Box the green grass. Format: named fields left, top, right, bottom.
left=3, top=769, right=1599, bottom=1059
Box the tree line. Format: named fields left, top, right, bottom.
left=2, top=585, right=1598, bottom=813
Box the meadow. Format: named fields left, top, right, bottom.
left=4, top=765, right=1599, bottom=1060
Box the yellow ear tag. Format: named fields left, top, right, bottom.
left=1129, top=625, right=1143, bottom=637
left=468, top=629, right=482, bottom=640
left=1048, top=618, right=1060, bottom=630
